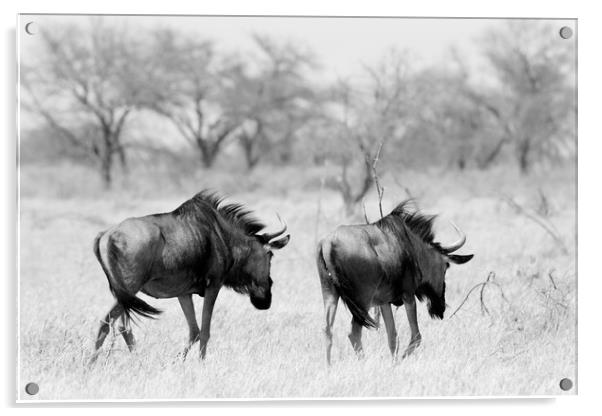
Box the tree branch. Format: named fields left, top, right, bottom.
left=22, top=82, right=94, bottom=155
left=371, top=142, right=385, bottom=218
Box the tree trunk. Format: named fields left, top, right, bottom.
left=479, top=137, right=508, bottom=169
left=279, top=142, right=292, bottom=164
left=279, top=128, right=295, bottom=163
left=247, top=156, right=260, bottom=170
left=241, top=133, right=260, bottom=170
left=117, top=145, right=128, bottom=173
left=200, top=146, right=217, bottom=168
left=100, top=150, right=113, bottom=189
left=344, top=198, right=355, bottom=216
left=518, top=138, right=532, bottom=175
left=99, top=133, right=114, bottom=189
left=197, top=140, right=220, bottom=168
left=240, top=119, right=265, bottom=170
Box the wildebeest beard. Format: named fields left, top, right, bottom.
left=415, top=281, right=446, bottom=319
left=225, top=269, right=272, bottom=310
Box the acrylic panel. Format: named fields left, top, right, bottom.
left=17, top=14, right=577, bottom=401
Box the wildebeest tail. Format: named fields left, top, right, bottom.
left=318, top=240, right=378, bottom=329
left=93, top=231, right=162, bottom=320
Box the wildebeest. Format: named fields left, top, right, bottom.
left=91, top=191, right=290, bottom=361
left=316, top=200, right=473, bottom=364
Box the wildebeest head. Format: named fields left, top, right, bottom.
left=376, top=202, right=473, bottom=319
left=413, top=222, right=473, bottom=319
left=179, top=191, right=291, bottom=309
left=241, top=219, right=290, bottom=310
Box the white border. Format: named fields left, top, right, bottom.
left=4, top=0, right=601, bottom=413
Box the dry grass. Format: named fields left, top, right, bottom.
left=18, top=163, right=576, bottom=400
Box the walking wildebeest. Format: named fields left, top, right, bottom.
left=90, top=191, right=290, bottom=362
left=316, top=200, right=473, bottom=364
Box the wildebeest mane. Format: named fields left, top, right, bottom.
left=374, top=199, right=450, bottom=254
left=173, top=190, right=267, bottom=236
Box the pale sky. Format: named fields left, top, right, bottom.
left=136, top=15, right=498, bottom=79
left=18, top=15, right=576, bottom=143
left=19, top=15, right=578, bottom=83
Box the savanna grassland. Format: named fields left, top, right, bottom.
left=18, top=163, right=576, bottom=400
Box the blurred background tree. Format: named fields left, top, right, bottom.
left=20, top=19, right=576, bottom=201
left=472, top=21, right=576, bottom=173
left=22, top=19, right=151, bottom=188
left=146, top=29, right=239, bottom=168
left=322, top=50, right=414, bottom=214
left=220, top=34, right=319, bottom=170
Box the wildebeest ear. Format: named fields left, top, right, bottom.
left=269, top=234, right=290, bottom=250
left=447, top=254, right=474, bottom=264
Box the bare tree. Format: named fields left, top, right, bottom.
left=325, top=50, right=412, bottom=214
left=416, top=28, right=575, bottom=174
left=407, top=66, right=485, bottom=170
left=147, top=29, right=240, bottom=168
left=476, top=21, right=575, bottom=173
left=221, top=34, right=319, bottom=169
left=21, top=19, right=149, bottom=188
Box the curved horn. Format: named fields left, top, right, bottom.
left=440, top=221, right=466, bottom=253
left=259, top=214, right=288, bottom=242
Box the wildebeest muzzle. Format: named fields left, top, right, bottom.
left=250, top=293, right=272, bottom=310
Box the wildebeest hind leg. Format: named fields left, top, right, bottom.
left=348, top=318, right=364, bottom=358
left=119, top=313, right=136, bottom=352
left=321, top=289, right=339, bottom=366
left=178, top=294, right=200, bottom=359
left=402, top=295, right=422, bottom=359
left=89, top=303, right=124, bottom=364
left=318, top=244, right=340, bottom=365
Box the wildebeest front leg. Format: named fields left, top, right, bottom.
left=402, top=294, right=422, bottom=358
left=178, top=294, right=200, bottom=359
left=348, top=318, right=364, bottom=357
left=380, top=303, right=399, bottom=358
left=89, top=303, right=123, bottom=364
left=199, top=285, right=220, bottom=359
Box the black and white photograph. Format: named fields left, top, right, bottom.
left=17, top=14, right=577, bottom=400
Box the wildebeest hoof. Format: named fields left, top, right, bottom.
left=172, top=350, right=190, bottom=364
left=401, top=338, right=421, bottom=359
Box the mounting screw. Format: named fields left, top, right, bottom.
left=25, top=22, right=37, bottom=36
left=559, top=378, right=573, bottom=391
left=559, top=26, right=573, bottom=40
left=25, top=382, right=39, bottom=395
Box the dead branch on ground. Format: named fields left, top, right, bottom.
left=449, top=272, right=509, bottom=319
